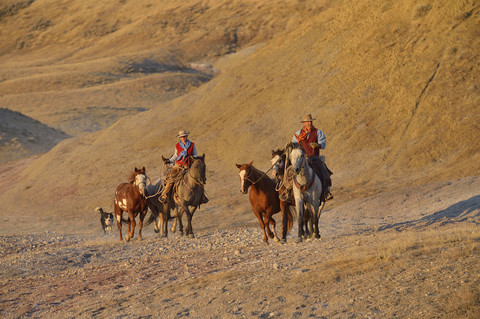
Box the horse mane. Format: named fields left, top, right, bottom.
left=128, top=167, right=145, bottom=183
left=128, top=171, right=138, bottom=183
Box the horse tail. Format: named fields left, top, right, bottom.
left=145, top=211, right=156, bottom=226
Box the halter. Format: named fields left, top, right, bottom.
left=134, top=173, right=148, bottom=198
left=243, top=155, right=282, bottom=186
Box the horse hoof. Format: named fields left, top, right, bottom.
left=280, top=238, right=287, bottom=244
left=315, top=234, right=321, bottom=239
left=154, top=228, right=160, bottom=234
left=187, top=233, right=195, bottom=238
left=274, top=237, right=280, bottom=243
left=295, top=237, right=303, bottom=243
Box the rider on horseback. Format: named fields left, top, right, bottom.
left=292, top=114, right=333, bottom=201
left=159, top=130, right=209, bottom=204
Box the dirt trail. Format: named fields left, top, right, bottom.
left=1, top=176, right=479, bottom=318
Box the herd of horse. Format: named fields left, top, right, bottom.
left=111, top=144, right=328, bottom=243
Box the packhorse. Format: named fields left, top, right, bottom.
left=145, top=159, right=179, bottom=237
left=113, top=167, right=148, bottom=242
left=236, top=161, right=293, bottom=244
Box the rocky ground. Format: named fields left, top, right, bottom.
left=1, top=176, right=479, bottom=318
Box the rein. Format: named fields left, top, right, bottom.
left=246, top=156, right=281, bottom=185
left=290, top=148, right=315, bottom=193
left=182, top=159, right=206, bottom=191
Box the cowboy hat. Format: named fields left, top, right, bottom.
left=176, top=130, right=190, bottom=138
left=300, top=113, right=316, bottom=123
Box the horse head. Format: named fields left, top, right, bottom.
left=271, top=149, right=285, bottom=179
left=190, top=154, right=206, bottom=184
left=132, top=166, right=148, bottom=196
left=235, top=161, right=255, bottom=194
left=289, top=147, right=307, bottom=175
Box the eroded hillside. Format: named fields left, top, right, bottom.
left=0, top=0, right=479, bottom=234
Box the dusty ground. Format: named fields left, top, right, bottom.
left=1, top=176, right=479, bottom=318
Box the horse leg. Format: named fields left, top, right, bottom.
left=295, top=200, right=304, bottom=243
left=264, top=208, right=275, bottom=240
left=177, top=207, right=184, bottom=236
left=161, top=211, right=168, bottom=237
left=254, top=210, right=268, bottom=244
left=170, top=206, right=177, bottom=233
left=185, top=206, right=194, bottom=238
left=280, top=201, right=289, bottom=242
left=313, top=203, right=321, bottom=239
left=138, top=210, right=147, bottom=240
left=126, top=211, right=136, bottom=241
left=304, top=206, right=312, bottom=238
left=269, top=217, right=280, bottom=242
left=114, top=205, right=123, bottom=242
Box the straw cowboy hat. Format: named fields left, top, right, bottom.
left=300, top=113, right=316, bottom=123
left=176, top=130, right=190, bottom=138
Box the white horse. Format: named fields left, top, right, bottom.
left=289, top=146, right=323, bottom=242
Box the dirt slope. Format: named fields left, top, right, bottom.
left=0, top=108, right=68, bottom=164
left=0, top=0, right=479, bottom=233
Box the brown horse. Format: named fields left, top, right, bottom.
left=114, top=167, right=148, bottom=242
left=173, top=155, right=207, bottom=237
left=236, top=161, right=293, bottom=243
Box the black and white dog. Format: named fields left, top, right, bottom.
left=95, top=207, right=114, bottom=234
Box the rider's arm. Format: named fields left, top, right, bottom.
left=192, top=144, right=198, bottom=157
left=317, top=129, right=326, bottom=149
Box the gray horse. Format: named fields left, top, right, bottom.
left=172, top=155, right=207, bottom=238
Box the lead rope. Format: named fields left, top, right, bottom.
left=248, top=155, right=282, bottom=185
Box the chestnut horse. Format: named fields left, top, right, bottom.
left=114, top=167, right=148, bottom=241
left=236, top=161, right=293, bottom=243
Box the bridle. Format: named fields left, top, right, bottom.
left=290, top=147, right=314, bottom=193
left=243, top=155, right=282, bottom=186
left=183, top=159, right=206, bottom=191
left=134, top=173, right=148, bottom=198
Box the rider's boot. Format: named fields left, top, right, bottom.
left=200, top=193, right=209, bottom=204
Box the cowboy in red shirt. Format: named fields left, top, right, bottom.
left=159, top=130, right=208, bottom=204
left=292, top=114, right=333, bottom=201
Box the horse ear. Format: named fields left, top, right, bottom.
left=235, top=163, right=241, bottom=168
left=248, top=161, right=254, bottom=167
left=200, top=153, right=205, bottom=161
left=135, top=167, right=139, bottom=172
left=142, top=166, right=146, bottom=173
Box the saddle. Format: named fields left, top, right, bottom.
left=281, top=158, right=332, bottom=203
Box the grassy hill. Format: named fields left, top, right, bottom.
left=0, top=0, right=479, bottom=234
